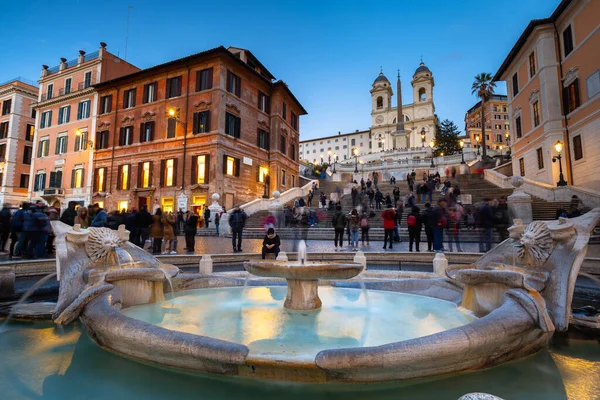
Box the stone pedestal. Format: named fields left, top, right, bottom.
left=268, top=191, right=284, bottom=229
left=284, top=279, right=321, bottom=310
left=507, top=176, right=533, bottom=224
left=199, top=255, right=213, bottom=274
left=433, top=253, right=448, bottom=277
left=0, top=266, right=15, bottom=299
left=276, top=252, right=288, bottom=261
left=331, top=173, right=342, bottom=182
left=354, top=251, right=367, bottom=270
left=208, top=193, right=224, bottom=234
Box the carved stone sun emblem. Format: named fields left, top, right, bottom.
left=85, top=227, right=127, bottom=262
left=513, top=221, right=553, bottom=266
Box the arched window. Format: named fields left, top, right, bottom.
left=392, top=118, right=396, bottom=124
left=405, top=115, right=410, bottom=122
left=418, top=88, right=426, bottom=101
left=376, top=96, right=383, bottom=109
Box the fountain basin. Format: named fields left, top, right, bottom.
left=244, top=261, right=363, bottom=310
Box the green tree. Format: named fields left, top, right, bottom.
left=471, top=73, right=496, bottom=159
left=433, top=119, right=461, bottom=156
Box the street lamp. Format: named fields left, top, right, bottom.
left=360, top=160, right=364, bottom=180
left=429, top=139, right=435, bottom=168
left=75, top=129, right=94, bottom=148
left=262, top=171, right=270, bottom=199
left=353, top=147, right=359, bottom=173
left=459, top=139, right=465, bottom=164
left=327, top=150, right=332, bottom=166
left=420, top=128, right=426, bottom=147
left=475, top=134, right=481, bottom=155
left=552, top=141, right=568, bottom=186
left=167, top=107, right=188, bottom=188
left=332, top=153, right=337, bottom=173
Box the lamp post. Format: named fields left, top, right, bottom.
left=168, top=108, right=188, bottom=189
left=262, top=172, right=270, bottom=199
left=459, top=139, right=465, bottom=164
left=360, top=160, right=364, bottom=180
left=332, top=153, right=337, bottom=173
left=420, top=128, right=426, bottom=148
left=475, top=134, right=481, bottom=155
left=505, top=132, right=511, bottom=159
left=552, top=141, right=568, bottom=186
left=353, top=148, right=359, bottom=173
left=499, top=145, right=503, bottom=162
left=429, top=139, right=435, bottom=168
left=327, top=150, right=332, bottom=166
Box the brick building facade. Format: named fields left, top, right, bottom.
left=92, top=46, right=305, bottom=214
left=0, top=78, right=38, bottom=205
left=464, top=94, right=511, bottom=152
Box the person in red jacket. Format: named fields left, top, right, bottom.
left=381, top=204, right=397, bottom=250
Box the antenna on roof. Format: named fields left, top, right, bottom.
left=380, top=66, right=383, bottom=73
left=124, top=5, right=134, bottom=61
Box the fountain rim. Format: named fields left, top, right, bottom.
left=243, top=260, right=364, bottom=280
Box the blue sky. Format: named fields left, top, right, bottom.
left=1, top=0, right=558, bottom=140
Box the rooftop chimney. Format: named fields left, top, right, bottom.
left=59, top=58, right=67, bottom=72
left=78, top=50, right=86, bottom=65
left=99, top=42, right=107, bottom=59
left=41, top=65, right=49, bottom=77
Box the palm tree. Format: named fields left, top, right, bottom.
left=471, top=73, right=496, bottom=160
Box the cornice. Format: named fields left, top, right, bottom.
left=32, top=87, right=95, bottom=109
left=0, top=86, right=38, bottom=99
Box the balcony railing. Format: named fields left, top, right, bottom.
left=40, top=77, right=96, bottom=101
left=45, top=51, right=100, bottom=76
left=43, top=188, right=64, bottom=196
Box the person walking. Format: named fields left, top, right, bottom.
left=214, top=211, right=220, bottom=235
left=229, top=205, right=247, bottom=252
left=446, top=208, right=462, bottom=252
left=421, top=203, right=435, bottom=251
left=381, top=204, right=396, bottom=250
left=331, top=205, right=347, bottom=251
left=261, top=227, right=281, bottom=259
left=150, top=209, right=164, bottom=255
left=373, top=172, right=379, bottom=189
left=478, top=198, right=495, bottom=252
left=0, top=203, right=12, bottom=253
left=374, top=189, right=383, bottom=210
left=360, top=210, right=371, bottom=246
left=161, top=211, right=177, bottom=254
left=349, top=209, right=360, bottom=251
left=134, top=205, right=152, bottom=249
left=320, top=192, right=327, bottom=212
left=184, top=210, right=199, bottom=253
left=59, top=201, right=78, bottom=227
left=203, top=207, right=211, bottom=229
left=10, top=203, right=28, bottom=258
left=307, top=190, right=313, bottom=207
left=432, top=199, right=448, bottom=252
left=367, top=188, right=375, bottom=208
left=407, top=206, right=422, bottom=252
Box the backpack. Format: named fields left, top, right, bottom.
left=360, top=217, right=368, bottom=228
left=407, top=215, right=417, bottom=227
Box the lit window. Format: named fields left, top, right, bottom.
left=161, top=197, right=174, bottom=213
left=141, top=162, right=150, bottom=188
left=226, top=156, right=235, bottom=176
left=259, top=166, right=268, bottom=183
left=73, top=168, right=83, bottom=188
left=97, top=168, right=105, bottom=192
left=117, top=200, right=128, bottom=212
left=165, top=159, right=174, bottom=186
left=533, top=101, right=541, bottom=127
left=120, top=165, right=129, bottom=190
left=196, top=155, right=206, bottom=184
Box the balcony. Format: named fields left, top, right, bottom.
left=40, top=77, right=96, bottom=101
left=43, top=188, right=64, bottom=196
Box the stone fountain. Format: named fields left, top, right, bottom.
left=244, top=241, right=363, bottom=310
left=47, top=208, right=600, bottom=383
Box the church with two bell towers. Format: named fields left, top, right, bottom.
left=370, top=61, right=437, bottom=151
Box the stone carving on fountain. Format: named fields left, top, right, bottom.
left=446, top=209, right=600, bottom=331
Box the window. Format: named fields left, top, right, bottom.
left=0, top=144, right=5, bottom=162
left=161, top=159, right=177, bottom=187
left=225, top=113, right=241, bottom=138
left=494, top=124, right=502, bottom=130
left=226, top=71, right=241, bottom=97
left=418, top=88, right=426, bottom=101
left=515, top=116, right=522, bottom=139
left=512, top=73, right=519, bottom=96
left=573, top=135, right=583, bottom=161
left=291, top=175, right=295, bottom=187
left=376, top=96, right=383, bottom=109
left=49, top=170, right=63, bottom=188
left=563, top=25, right=574, bottom=57
left=19, top=174, right=29, bottom=189
left=496, top=134, right=502, bottom=142
left=258, top=91, right=270, bottom=113
left=0, top=122, right=8, bottom=139
left=529, top=52, right=536, bottom=77
left=118, top=164, right=130, bottom=190
left=119, top=126, right=134, bottom=146
left=280, top=135, right=286, bottom=155
left=117, top=201, right=128, bottom=212
left=143, top=82, right=158, bottom=103
left=291, top=143, right=296, bottom=161
left=37, top=139, right=49, bottom=157
left=95, top=130, right=109, bottom=150
left=55, top=135, right=68, bottom=154
left=161, top=197, right=174, bottom=213
left=282, top=102, right=287, bottom=120
left=99, top=95, right=112, bottom=114
left=46, top=84, right=53, bottom=100
left=257, top=166, right=268, bottom=183
left=166, top=76, right=182, bottom=98
left=519, top=158, right=525, bottom=176
left=123, top=89, right=136, bottom=109
left=33, top=173, right=46, bottom=191
left=223, top=155, right=240, bottom=177
left=74, top=131, right=88, bottom=151
left=196, top=68, right=213, bottom=92
left=587, top=70, right=600, bottom=99
left=140, top=121, right=154, bottom=142
left=192, top=111, right=210, bottom=134
left=23, top=145, right=32, bottom=164
left=536, top=148, right=544, bottom=169
left=25, top=124, right=34, bottom=141
left=83, top=71, right=92, bottom=88
left=281, top=169, right=286, bottom=186
left=351, top=138, right=355, bottom=146
left=64, top=78, right=72, bottom=94
left=1, top=99, right=11, bottom=115
left=77, top=100, right=90, bottom=120
left=533, top=101, right=541, bottom=127
left=564, top=79, right=580, bottom=114
left=58, top=105, right=70, bottom=124
left=257, top=129, right=269, bottom=150
left=167, top=118, right=176, bottom=138
left=137, top=162, right=151, bottom=188
left=71, top=168, right=84, bottom=188
left=31, top=109, right=36, bottom=119
left=191, top=155, right=210, bottom=184
left=94, top=167, right=106, bottom=192
left=291, top=112, right=298, bottom=130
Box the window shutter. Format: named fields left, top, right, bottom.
left=41, top=173, right=46, bottom=190
left=225, top=114, right=230, bottom=135
left=63, top=136, right=68, bottom=153
left=34, top=175, right=38, bottom=191
left=71, top=169, right=76, bottom=188
left=55, top=138, right=60, bottom=154
left=143, top=84, right=149, bottom=103
left=191, top=156, right=198, bottom=184
left=140, top=123, right=145, bottom=142
left=226, top=72, right=231, bottom=93
left=562, top=86, right=569, bottom=114
left=58, top=107, right=64, bottom=124
left=49, top=171, right=56, bottom=188
left=56, top=170, right=62, bottom=188
left=126, top=164, right=131, bottom=190
left=205, top=111, right=211, bottom=132
left=195, top=71, right=201, bottom=92
left=149, top=121, right=154, bottom=141
left=66, top=106, right=70, bottom=123
left=81, top=168, right=85, bottom=188
left=37, top=142, right=42, bottom=158
left=222, top=154, right=227, bottom=174
left=123, top=91, right=127, bottom=108
left=119, top=127, right=124, bottom=146
left=166, top=79, right=171, bottom=98
left=132, top=89, right=137, bottom=107
left=77, top=102, right=82, bottom=120
left=574, top=78, right=580, bottom=107
left=148, top=162, right=153, bottom=187
left=257, top=92, right=262, bottom=110
left=74, top=134, right=81, bottom=151
left=107, top=96, right=112, bottom=112
left=204, top=155, right=210, bottom=184
left=160, top=160, right=165, bottom=187
left=236, top=76, right=241, bottom=97
left=266, top=132, right=270, bottom=149
left=101, top=168, right=107, bottom=191
left=177, top=76, right=182, bottom=96
left=257, top=129, right=261, bottom=147
left=94, top=168, right=99, bottom=192
left=137, top=162, right=143, bottom=187
left=117, top=166, right=122, bottom=190
left=235, top=116, right=241, bottom=138
left=207, top=68, right=213, bottom=89
left=235, top=158, right=240, bottom=177
left=173, top=158, right=178, bottom=187
left=193, top=112, right=199, bottom=134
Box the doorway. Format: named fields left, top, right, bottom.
left=138, top=196, right=150, bottom=211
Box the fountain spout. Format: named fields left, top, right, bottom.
left=298, top=240, right=307, bottom=265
